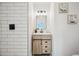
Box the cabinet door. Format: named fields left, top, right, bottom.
left=32, top=40, right=42, bottom=54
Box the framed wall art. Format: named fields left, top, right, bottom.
left=58, top=3, right=69, bottom=13
left=67, top=15, right=78, bottom=24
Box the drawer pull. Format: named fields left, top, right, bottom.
left=45, top=50, right=47, bottom=52
left=45, top=41, right=47, bottom=43
left=45, top=46, right=47, bottom=48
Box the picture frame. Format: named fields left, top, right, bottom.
left=58, top=3, right=69, bottom=13
left=67, top=15, right=78, bottom=24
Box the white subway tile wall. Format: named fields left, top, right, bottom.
left=0, top=2, right=28, bottom=56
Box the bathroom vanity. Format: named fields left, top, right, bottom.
left=32, top=33, right=52, bottom=56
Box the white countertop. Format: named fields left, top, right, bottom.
left=32, top=33, right=52, bottom=35
left=32, top=33, right=52, bottom=39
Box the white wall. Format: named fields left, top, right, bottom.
left=54, top=2, right=79, bottom=56
left=0, top=2, right=28, bottom=56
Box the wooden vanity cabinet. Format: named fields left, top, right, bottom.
left=32, top=34, right=52, bottom=56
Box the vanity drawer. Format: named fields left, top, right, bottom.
left=42, top=49, right=51, bottom=54
left=42, top=40, right=51, bottom=45
left=42, top=45, right=51, bottom=50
